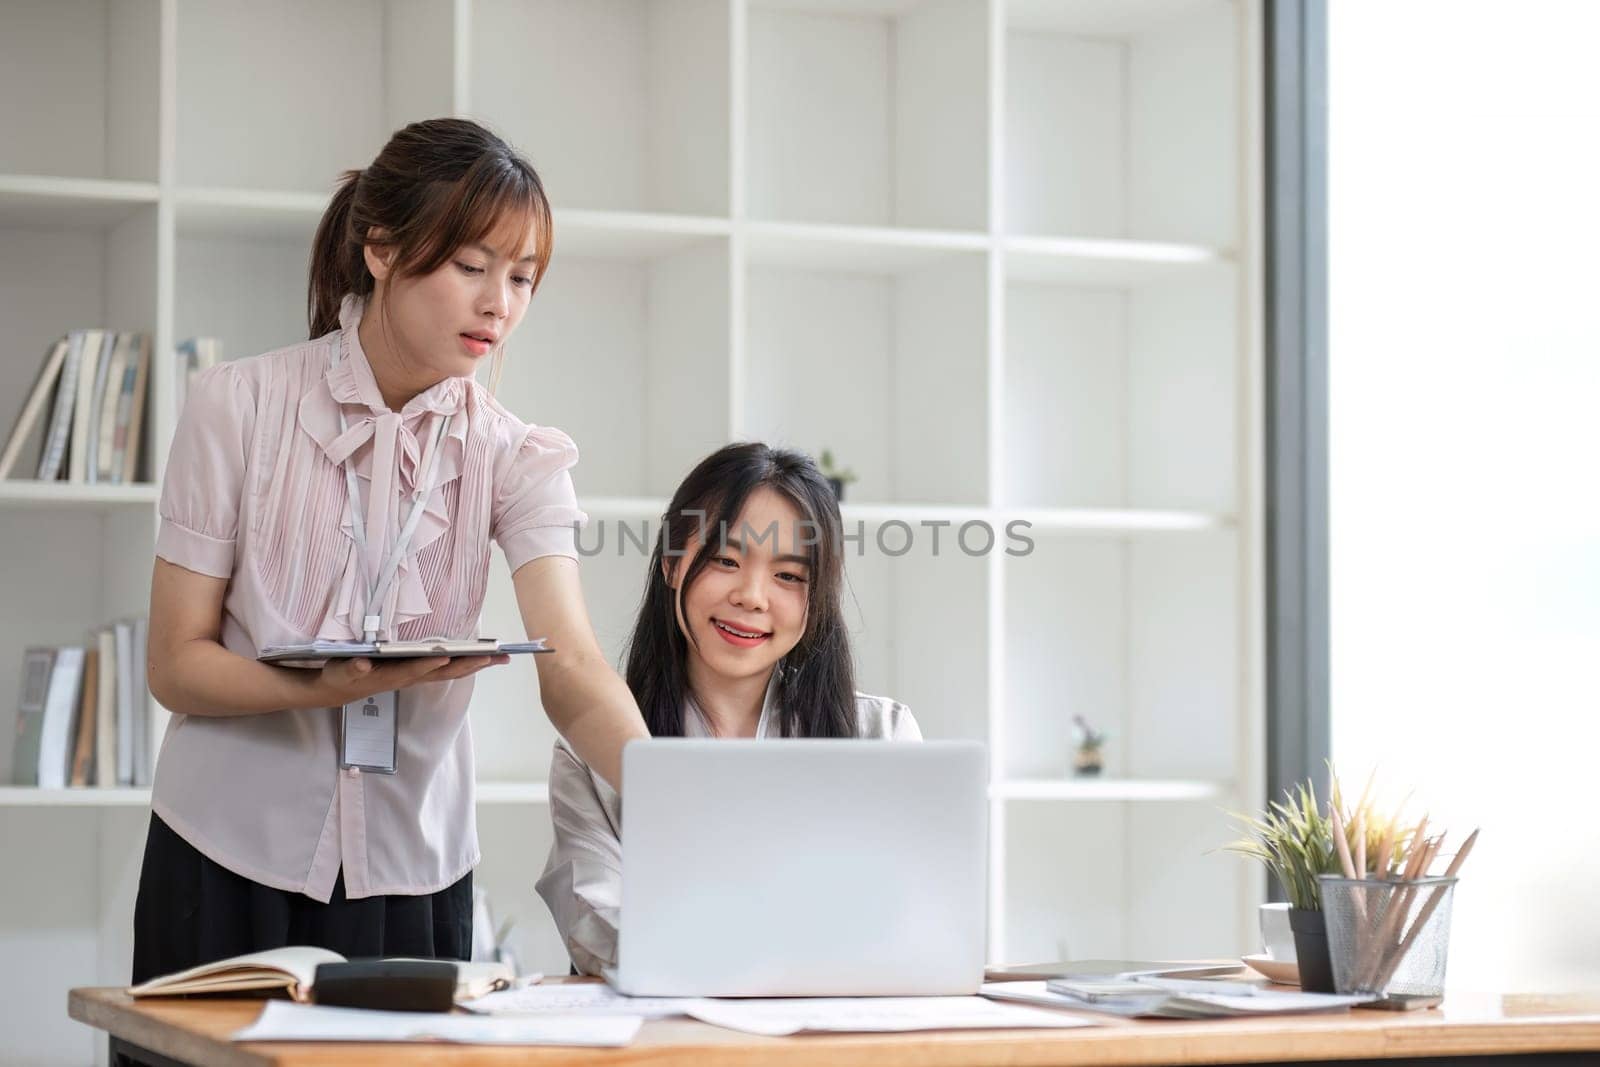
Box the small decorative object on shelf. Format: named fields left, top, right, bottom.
left=817, top=449, right=857, bottom=501
left=1070, top=714, right=1106, bottom=777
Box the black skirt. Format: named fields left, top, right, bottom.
left=131, top=813, right=473, bottom=984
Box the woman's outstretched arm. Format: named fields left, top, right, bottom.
left=513, top=555, right=649, bottom=790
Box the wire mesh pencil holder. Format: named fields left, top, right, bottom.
left=1319, top=875, right=1457, bottom=1001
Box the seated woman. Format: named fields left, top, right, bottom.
left=536, top=442, right=920, bottom=976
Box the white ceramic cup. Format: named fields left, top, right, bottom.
left=1259, top=901, right=1297, bottom=962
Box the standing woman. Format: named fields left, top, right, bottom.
left=135, top=118, right=646, bottom=983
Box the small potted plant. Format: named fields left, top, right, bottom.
left=1225, top=779, right=1340, bottom=991
left=1228, top=772, right=1424, bottom=993
left=818, top=449, right=857, bottom=501
left=1071, top=714, right=1106, bottom=777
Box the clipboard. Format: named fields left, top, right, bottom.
left=258, top=637, right=553, bottom=669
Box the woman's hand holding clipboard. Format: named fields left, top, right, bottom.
left=256, top=638, right=552, bottom=706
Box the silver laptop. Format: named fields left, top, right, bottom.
left=609, top=739, right=987, bottom=997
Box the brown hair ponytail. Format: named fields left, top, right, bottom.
left=306, top=118, right=554, bottom=340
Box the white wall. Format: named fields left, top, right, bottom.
left=1329, top=0, right=1600, bottom=993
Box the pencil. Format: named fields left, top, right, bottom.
left=1354, top=810, right=1367, bottom=878
left=1371, top=829, right=1479, bottom=990
left=1331, top=808, right=1358, bottom=879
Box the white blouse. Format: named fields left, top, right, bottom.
left=536, top=672, right=921, bottom=975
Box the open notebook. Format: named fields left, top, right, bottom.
left=128, top=947, right=512, bottom=1004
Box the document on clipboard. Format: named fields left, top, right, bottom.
left=257, top=637, right=553, bottom=669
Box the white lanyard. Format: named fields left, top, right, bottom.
left=328, top=343, right=453, bottom=643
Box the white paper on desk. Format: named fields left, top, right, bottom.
left=231, top=1000, right=642, bottom=1046
left=462, top=983, right=705, bottom=1019
left=682, top=996, right=1101, bottom=1036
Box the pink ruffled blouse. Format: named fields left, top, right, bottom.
left=152, top=295, right=586, bottom=901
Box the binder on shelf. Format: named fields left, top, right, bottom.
left=0, top=338, right=69, bottom=480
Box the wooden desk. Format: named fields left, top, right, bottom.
left=70, top=986, right=1600, bottom=1067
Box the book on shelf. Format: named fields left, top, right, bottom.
left=10, top=648, right=56, bottom=786
left=68, top=329, right=108, bottom=483
left=69, top=647, right=99, bottom=787
left=8, top=618, right=151, bottom=790
left=94, top=627, right=115, bottom=787
left=115, top=620, right=134, bottom=786
left=0, top=338, right=68, bottom=481
left=131, top=616, right=150, bottom=787
left=9, top=646, right=87, bottom=789
left=36, top=332, right=89, bottom=481
left=0, top=331, right=152, bottom=485
left=116, top=334, right=153, bottom=484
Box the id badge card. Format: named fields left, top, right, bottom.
left=340, top=690, right=398, bottom=774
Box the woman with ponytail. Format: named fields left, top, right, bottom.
left=133, top=119, right=647, bottom=982
left=536, top=443, right=920, bottom=976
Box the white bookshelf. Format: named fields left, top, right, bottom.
left=0, top=1, right=1262, bottom=1063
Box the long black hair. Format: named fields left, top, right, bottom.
left=623, top=443, right=858, bottom=738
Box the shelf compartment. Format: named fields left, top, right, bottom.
left=0, top=175, right=159, bottom=230
left=745, top=221, right=988, bottom=275
left=747, top=0, right=988, bottom=230
left=1005, top=235, right=1228, bottom=287
left=993, top=778, right=1229, bottom=801
left=744, top=253, right=988, bottom=505
left=174, top=187, right=327, bottom=240
left=174, top=229, right=311, bottom=373
left=1003, top=798, right=1245, bottom=964
left=843, top=518, right=989, bottom=747
left=1, top=209, right=160, bottom=484
left=471, top=548, right=652, bottom=782
left=1004, top=0, right=1238, bottom=246
left=0, top=0, right=160, bottom=184
left=1002, top=507, right=1231, bottom=535
left=0, top=787, right=153, bottom=807
left=0, top=510, right=155, bottom=785
left=0, top=483, right=158, bottom=511
left=559, top=211, right=731, bottom=260
left=471, top=0, right=730, bottom=217
left=1003, top=266, right=1238, bottom=513
left=1008, top=0, right=1223, bottom=36
left=502, top=239, right=732, bottom=499
left=1003, top=532, right=1238, bottom=782
left=176, top=0, right=456, bottom=192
